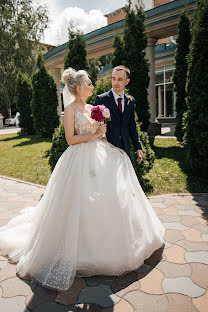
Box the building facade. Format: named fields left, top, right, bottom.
left=43, top=0, right=196, bottom=134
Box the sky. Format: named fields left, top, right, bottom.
left=34, top=0, right=128, bottom=46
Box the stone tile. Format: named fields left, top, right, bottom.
left=163, top=245, right=186, bottom=264
left=164, top=229, right=185, bottom=243
left=192, top=291, right=208, bottom=312
left=85, top=275, right=115, bottom=287
left=152, top=207, right=164, bottom=215
left=162, top=198, right=178, bottom=206
left=166, top=293, right=199, bottom=312
left=176, top=240, right=208, bottom=251
left=0, top=261, right=7, bottom=270
left=110, top=272, right=137, bottom=294
left=158, top=215, right=181, bottom=223
left=182, top=228, right=203, bottom=242
left=78, top=284, right=120, bottom=308
left=181, top=215, right=200, bottom=227
left=196, top=216, right=207, bottom=225
left=163, top=222, right=189, bottom=231
left=0, top=219, right=8, bottom=227
left=162, top=277, right=205, bottom=297
left=103, top=299, right=134, bottom=312
left=0, top=263, right=16, bottom=282
left=1, top=276, right=36, bottom=297
left=144, top=245, right=165, bottom=267
left=134, top=264, right=152, bottom=274
left=191, top=198, right=208, bottom=207
left=148, top=197, right=164, bottom=203
left=115, top=281, right=141, bottom=297
left=25, top=284, right=57, bottom=311
left=55, top=278, right=86, bottom=305
left=178, top=210, right=201, bottom=217
left=33, top=302, right=66, bottom=312
left=139, top=268, right=164, bottom=294
left=193, top=224, right=208, bottom=233
left=164, top=241, right=172, bottom=248
left=202, top=234, right=208, bottom=241
left=163, top=207, right=178, bottom=216
left=185, top=251, right=208, bottom=265
left=77, top=303, right=102, bottom=311
left=190, top=263, right=208, bottom=288
left=123, top=290, right=168, bottom=312
left=0, top=211, right=12, bottom=219
left=156, top=261, right=191, bottom=278
left=151, top=203, right=168, bottom=209
left=176, top=197, right=192, bottom=205
left=0, top=296, right=30, bottom=312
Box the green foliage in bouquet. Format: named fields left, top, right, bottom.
left=48, top=122, right=68, bottom=171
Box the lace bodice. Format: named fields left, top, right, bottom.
left=74, top=106, right=99, bottom=135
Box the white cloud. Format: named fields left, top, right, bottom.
left=42, top=6, right=107, bottom=46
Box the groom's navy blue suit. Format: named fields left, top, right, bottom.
left=94, top=89, right=142, bottom=157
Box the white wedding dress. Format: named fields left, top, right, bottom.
left=0, top=105, right=165, bottom=290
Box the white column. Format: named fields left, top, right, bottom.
left=50, top=68, right=62, bottom=121
left=146, top=38, right=157, bottom=123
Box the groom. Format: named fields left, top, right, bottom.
left=94, top=65, right=143, bottom=163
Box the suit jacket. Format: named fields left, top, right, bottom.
left=94, top=90, right=142, bottom=157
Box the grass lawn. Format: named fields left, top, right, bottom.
left=0, top=133, right=52, bottom=185
left=0, top=133, right=207, bottom=195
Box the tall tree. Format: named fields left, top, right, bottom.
left=122, top=1, right=150, bottom=131
left=0, top=0, right=48, bottom=117
left=112, top=35, right=124, bottom=68
left=183, top=0, right=208, bottom=178
left=88, top=58, right=101, bottom=85
left=64, top=24, right=88, bottom=70
left=16, top=72, right=34, bottom=134
left=173, top=11, right=191, bottom=143
left=31, top=54, right=59, bottom=138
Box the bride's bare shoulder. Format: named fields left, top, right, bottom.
left=64, top=103, right=76, bottom=116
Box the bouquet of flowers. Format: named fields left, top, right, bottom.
left=91, top=105, right=111, bottom=139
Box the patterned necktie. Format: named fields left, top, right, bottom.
left=117, top=97, right=122, bottom=113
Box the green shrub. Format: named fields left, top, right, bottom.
left=130, top=123, right=155, bottom=192
left=183, top=0, right=208, bottom=178
left=48, top=122, right=68, bottom=171
left=16, top=71, right=34, bottom=134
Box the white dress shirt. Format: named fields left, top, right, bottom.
left=111, top=88, right=125, bottom=113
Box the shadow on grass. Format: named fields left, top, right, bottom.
left=0, top=133, right=52, bottom=147
left=150, top=136, right=208, bottom=221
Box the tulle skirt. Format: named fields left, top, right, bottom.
left=0, top=139, right=165, bottom=290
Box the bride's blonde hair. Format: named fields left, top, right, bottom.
left=62, top=68, right=88, bottom=96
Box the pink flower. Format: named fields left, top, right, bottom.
left=102, top=108, right=110, bottom=118
left=91, top=105, right=111, bottom=122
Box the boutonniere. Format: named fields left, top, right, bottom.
left=127, top=95, right=133, bottom=105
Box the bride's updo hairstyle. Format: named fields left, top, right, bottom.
left=62, top=67, right=88, bottom=96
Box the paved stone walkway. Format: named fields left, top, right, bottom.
left=0, top=175, right=207, bottom=312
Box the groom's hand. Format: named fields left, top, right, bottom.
left=136, top=150, right=143, bottom=164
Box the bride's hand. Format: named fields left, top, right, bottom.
left=95, top=124, right=107, bottom=137
left=116, top=147, right=125, bottom=154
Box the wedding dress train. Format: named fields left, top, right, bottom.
left=0, top=106, right=165, bottom=290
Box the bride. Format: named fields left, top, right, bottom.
left=0, top=68, right=165, bottom=291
